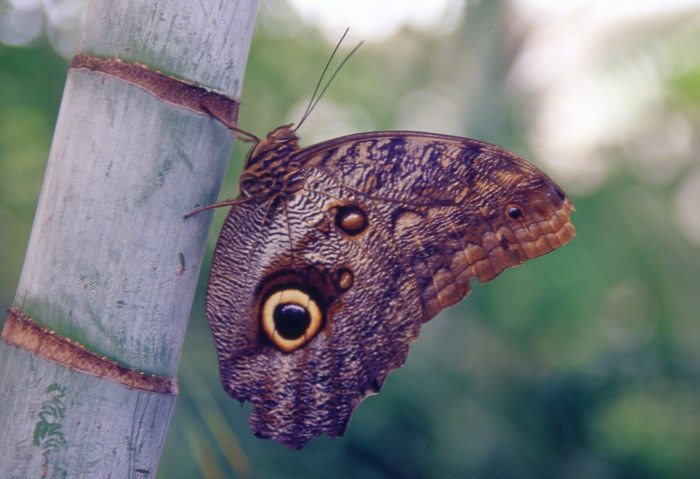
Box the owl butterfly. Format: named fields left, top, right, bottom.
left=190, top=37, right=575, bottom=450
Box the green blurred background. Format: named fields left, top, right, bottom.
left=2, top=0, right=700, bottom=477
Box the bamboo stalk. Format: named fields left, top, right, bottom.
left=0, top=0, right=258, bottom=476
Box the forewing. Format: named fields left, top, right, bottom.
left=294, top=131, right=576, bottom=320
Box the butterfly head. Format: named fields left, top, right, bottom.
left=243, top=124, right=299, bottom=169
left=238, top=124, right=304, bottom=197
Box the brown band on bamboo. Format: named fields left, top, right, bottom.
left=70, top=53, right=239, bottom=129
left=2, top=307, right=179, bottom=395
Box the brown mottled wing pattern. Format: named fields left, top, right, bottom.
left=205, top=130, right=575, bottom=449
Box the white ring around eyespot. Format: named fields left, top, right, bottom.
left=261, top=288, right=323, bottom=352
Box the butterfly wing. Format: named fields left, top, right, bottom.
left=205, top=131, right=575, bottom=449
left=295, top=131, right=575, bottom=317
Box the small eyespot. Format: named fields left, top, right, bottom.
left=261, top=288, right=323, bottom=352
left=334, top=205, right=368, bottom=235
left=506, top=204, right=524, bottom=220
left=337, top=269, right=354, bottom=291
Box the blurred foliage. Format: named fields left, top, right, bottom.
left=0, top=43, right=66, bottom=308
left=2, top=1, right=700, bottom=478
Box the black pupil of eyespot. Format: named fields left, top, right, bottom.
left=273, top=303, right=311, bottom=340
left=508, top=206, right=523, bottom=220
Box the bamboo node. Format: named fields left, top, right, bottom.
left=1, top=307, right=179, bottom=395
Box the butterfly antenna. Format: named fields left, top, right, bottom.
left=199, top=102, right=261, bottom=143
left=228, top=124, right=261, bottom=144
left=296, top=29, right=364, bottom=131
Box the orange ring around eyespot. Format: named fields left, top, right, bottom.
left=505, top=204, right=525, bottom=220
left=261, top=288, right=323, bottom=352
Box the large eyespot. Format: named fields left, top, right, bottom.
left=261, top=288, right=323, bottom=352
left=334, top=205, right=368, bottom=235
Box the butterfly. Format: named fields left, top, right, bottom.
left=188, top=35, right=575, bottom=450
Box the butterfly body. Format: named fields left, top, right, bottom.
left=205, top=125, right=575, bottom=449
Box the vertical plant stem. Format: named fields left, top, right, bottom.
left=0, top=0, right=258, bottom=476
